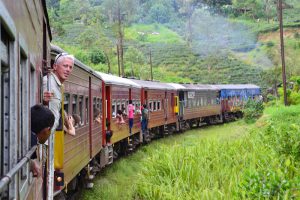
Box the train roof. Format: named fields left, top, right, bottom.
left=96, top=72, right=141, bottom=88
left=167, top=83, right=186, bottom=90
left=214, top=84, right=261, bottom=98
left=214, top=84, right=260, bottom=90
left=50, top=44, right=102, bottom=80
left=129, top=79, right=176, bottom=90
left=167, top=83, right=219, bottom=91
left=183, top=83, right=219, bottom=91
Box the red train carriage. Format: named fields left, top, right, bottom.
left=130, top=79, right=178, bottom=136
left=169, top=83, right=222, bottom=129
left=215, top=84, right=261, bottom=121
left=0, top=0, right=51, bottom=199
left=96, top=72, right=142, bottom=155
left=50, top=45, right=103, bottom=196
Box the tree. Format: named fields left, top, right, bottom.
left=148, top=3, right=172, bottom=23
left=124, top=47, right=146, bottom=78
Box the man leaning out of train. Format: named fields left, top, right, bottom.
left=30, top=104, right=55, bottom=177
left=43, top=53, right=74, bottom=131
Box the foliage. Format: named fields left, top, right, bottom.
left=278, top=86, right=300, bottom=105
left=90, top=49, right=106, bottom=64
left=46, top=0, right=300, bottom=85
left=243, top=99, right=264, bottom=123
left=239, top=105, right=300, bottom=198
left=81, top=104, right=300, bottom=200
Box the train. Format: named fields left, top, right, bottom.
left=0, top=1, right=261, bottom=199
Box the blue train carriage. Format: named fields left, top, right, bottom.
left=216, top=84, right=261, bottom=121
left=0, top=0, right=52, bottom=199
left=168, top=83, right=222, bottom=131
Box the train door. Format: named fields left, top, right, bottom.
left=179, top=91, right=185, bottom=117
left=105, top=85, right=111, bottom=131
left=164, top=91, right=167, bottom=119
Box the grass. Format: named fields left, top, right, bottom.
left=80, top=121, right=254, bottom=200
left=125, top=24, right=184, bottom=44
left=81, top=104, right=300, bottom=200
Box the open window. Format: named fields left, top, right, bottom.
left=85, top=96, right=89, bottom=124
left=112, top=101, right=116, bottom=118
left=72, top=95, right=78, bottom=114
left=79, top=96, right=83, bottom=124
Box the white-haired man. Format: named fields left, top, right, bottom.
left=43, top=53, right=74, bottom=130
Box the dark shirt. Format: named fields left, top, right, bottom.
left=31, top=131, right=37, bottom=159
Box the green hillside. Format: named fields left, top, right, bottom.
left=46, top=0, right=300, bottom=89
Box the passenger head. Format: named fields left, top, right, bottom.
left=93, top=108, right=101, bottom=120
left=117, top=110, right=123, bottom=115
left=53, top=52, right=74, bottom=83
left=129, top=100, right=132, bottom=104
left=31, top=104, right=55, bottom=144
left=143, top=104, right=147, bottom=108
left=72, top=114, right=81, bottom=126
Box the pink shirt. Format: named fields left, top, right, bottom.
left=128, top=104, right=134, bottom=119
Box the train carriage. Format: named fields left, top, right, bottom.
left=130, top=79, right=178, bottom=135
left=169, top=83, right=222, bottom=129
left=0, top=0, right=51, bottom=199
left=215, top=84, right=261, bottom=120
left=96, top=72, right=142, bottom=145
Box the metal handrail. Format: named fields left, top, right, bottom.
left=0, top=145, right=37, bottom=193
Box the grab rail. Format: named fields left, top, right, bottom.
left=0, top=145, right=37, bottom=193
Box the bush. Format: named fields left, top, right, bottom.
left=243, top=99, right=264, bottom=123
left=90, top=49, right=106, bottom=65
left=278, top=87, right=300, bottom=105
left=266, top=41, right=275, bottom=48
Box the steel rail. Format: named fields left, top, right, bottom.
left=0, top=145, right=37, bottom=193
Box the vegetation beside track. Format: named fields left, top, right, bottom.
left=80, top=104, right=300, bottom=200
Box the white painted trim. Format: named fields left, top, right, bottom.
left=0, top=1, right=16, bottom=39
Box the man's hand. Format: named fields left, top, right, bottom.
left=30, top=159, right=42, bottom=177
left=43, top=91, right=53, bottom=104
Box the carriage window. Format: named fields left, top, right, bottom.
left=157, top=101, right=161, bottom=110
left=97, top=97, right=102, bottom=115
left=97, top=98, right=101, bottom=109
left=72, top=95, right=78, bottom=114
left=64, top=94, right=70, bottom=114
left=93, top=97, right=97, bottom=109
left=153, top=101, right=157, bottom=111
left=117, top=102, right=121, bottom=114
left=1, top=25, right=12, bottom=178
left=137, top=101, right=141, bottom=111
left=85, top=97, right=89, bottom=124
left=112, top=101, right=116, bottom=118
left=149, top=101, right=152, bottom=110
left=30, top=65, right=36, bottom=106
left=79, top=96, right=83, bottom=124
left=207, top=97, right=210, bottom=105
left=121, top=102, right=125, bottom=114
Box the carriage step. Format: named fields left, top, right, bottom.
left=88, top=175, right=95, bottom=180
left=86, top=182, right=94, bottom=189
